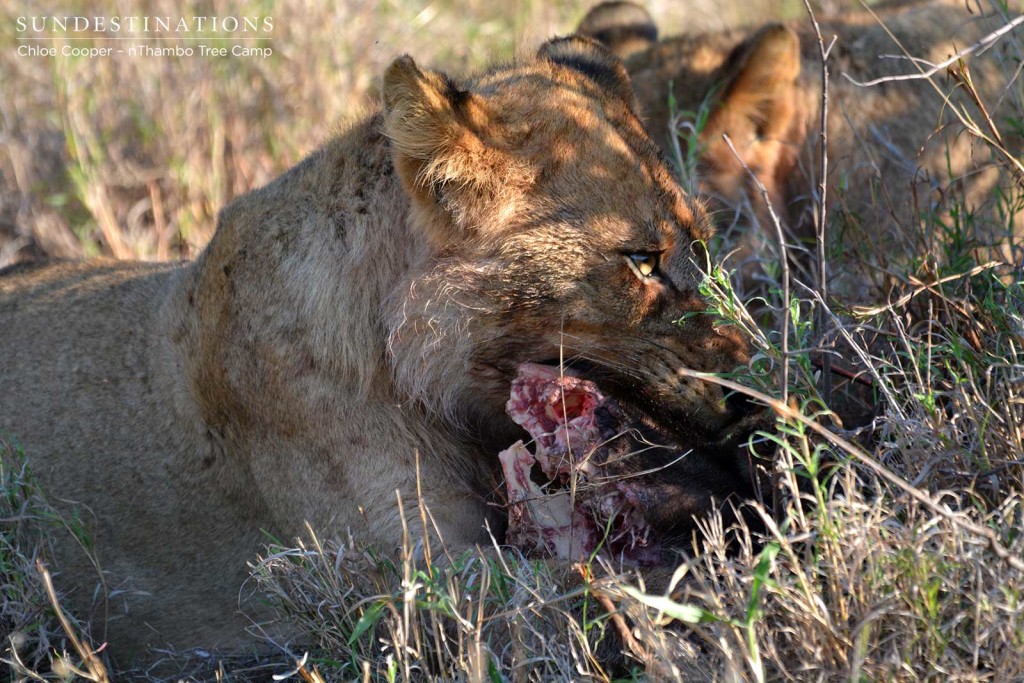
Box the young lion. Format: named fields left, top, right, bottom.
left=0, top=37, right=763, bottom=663
left=579, top=1, right=1021, bottom=296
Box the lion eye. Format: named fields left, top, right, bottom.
left=626, top=252, right=660, bottom=279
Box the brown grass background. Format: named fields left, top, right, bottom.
left=1, top=0, right=874, bottom=266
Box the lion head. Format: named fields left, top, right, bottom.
left=383, top=36, right=761, bottom=451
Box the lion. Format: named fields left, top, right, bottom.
left=579, top=0, right=1022, bottom=297
left=0, top=36, right=766, bottom=666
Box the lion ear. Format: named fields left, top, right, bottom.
left=383, top=56, right=530, bottom=247
left=537, top=35, right=638, bottom=108
left=576, top=1, right=658, bottom=61
left=385, top=55, right=471, bottom=197
left=383, top=56, right=485, bottom=205
left=700, top=25, right=803, bottom=204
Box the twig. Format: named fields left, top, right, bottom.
left=578, top=564, right=651, bottom=663
left=843, top=13, right=1024, bottom=87
left=948, top=60, right=1006, bottom=147
left=721, top=135, right=790, bottom=405
left=272, top=652, right=327, bottom=683
left=721, top=133, right=790, bottom=524
left=671, top=370, right=1024, bottom=574
left=802, top=0, right=837, bottom=413
left=794, top=279, right=906, bottom=420
left=35, top=558, right=110, bottom=683
left=852, top=260, right=1002, bottom=316
left=810, top=357, right=874, bottom=388
left=849, top=1, right=1024, bottom=186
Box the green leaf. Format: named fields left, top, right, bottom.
left=620, top=585, right=718, bottom=624
left=488, top=655, right=505, bottom=683
left=745, top=542, right=780, bottom=626
left=347, top=600, right=385, bottom=646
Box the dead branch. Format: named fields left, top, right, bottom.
left=721, top=133, right=791, bottom=524
left=802, top=0, right=837, bottom=413
left=843, top=13, right=1024, bottom=87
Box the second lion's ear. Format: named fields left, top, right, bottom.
left=699, top=25, right=803, bottom=210
left=537, top=35, right=638, bottom=109
left=703, top=24, right=802, bottom=152
left=576, top=1, right=658, bottom=60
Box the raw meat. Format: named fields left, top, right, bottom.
left=498, top=363, right=662, bottom=566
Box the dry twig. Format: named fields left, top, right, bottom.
left=849, top=1, right=1024, bottom=185
left=843, top=13, right=1024, bottom=87
left=802, top=0, right=837, bottom=411
left=34, top=559, right=110, bottom=683
left=721, top=134, right=791, bottom=523
left=672, top=370, right=1024, bottom=574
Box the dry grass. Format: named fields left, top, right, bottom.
left=0, top=0, right=872, bottom=267
left=2, top=0, right=1024, bottom=681
left=0, top=437, right=106, bottom=682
